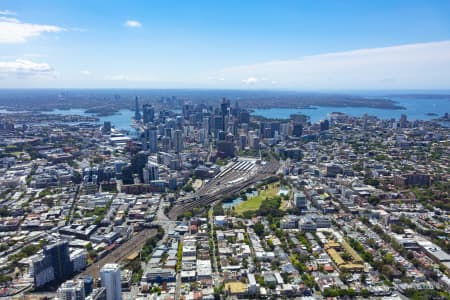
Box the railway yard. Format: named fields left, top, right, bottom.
left=168, top=158, right=279, bottom=219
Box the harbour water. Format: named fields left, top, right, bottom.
left=48, top=108, right=136, bottom=132
left=4, top=96, right=447, bottom=131
left=251, top=96, right=450, bottom=122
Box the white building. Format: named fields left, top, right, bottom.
left=56, top=280, right=85, bottom=300
left=100, top=263, right=122, bottom=300
left=280, top=215, right=299, bottom=229
left=70, top=249, right=87, bottom=273
left=29, top=254, right=54, bottom=288
left=143, top=162, right=159, bottom=184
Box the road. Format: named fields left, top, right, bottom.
left=209, top=207, right=219, bottom=283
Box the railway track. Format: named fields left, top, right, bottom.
left=77, top=228, right=157, bottom=278
left=168, top=160, right=279, bottom=219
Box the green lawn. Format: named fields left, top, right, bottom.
left=234, top=183, right=280, bottom=214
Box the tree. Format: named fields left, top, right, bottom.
left=368, top=195, right=380, bottom=206
left=391, top=224, right=405, bottom=234
left=360, top=289, right=370, bottom=298
left=254, top=222, right=265, bottom=237
left=71, top=170, right=82, bottom=184
left=339, top=271, right=351, bottom=283
left=85, top=242, right=93, bottom=251
left=383, top=253, right=394, bottom=265
left=360, top=273, right=367, bottom=284
left=0, top=207, right=10, bottom=217
left=407, top=251, right=414, bottom=260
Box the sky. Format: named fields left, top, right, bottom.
left=1, top=0, right=450, bottom=90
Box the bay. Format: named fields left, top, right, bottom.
left=48, top=109, right=136, bottom=132
left=251, top=96, right=450, bottom=122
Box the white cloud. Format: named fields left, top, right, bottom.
left=81, top=70, right=91, bottom=75
left=124, top=20, right=142, bottom=28
left=242, top=76, right=259, bottom=84
left=211, top=40, right=450, bottom=89
left=0, top=17, right=64, bottom=43
left=0, top=59, right=53, bottom=78
left=105, top=74, right=153, bottom=81
left=0, top=10, right=15, bottom=15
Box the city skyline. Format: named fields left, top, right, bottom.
left=1, top=0, right=450, bottom=89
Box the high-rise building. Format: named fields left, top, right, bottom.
left=142, top=127, right=158, bottom=153
left=142, top=104, right=155, bottom=124
left=292, top=123, right=303, bottom=137
left=56, top=280, right=85, bottom=300
left=399, top=114, right=408, bottom=128
left=29, top=254, right=54, bottom=288
left=217, top=130, right=226, bottom=141
left=290, top=114, right=309, bottom=125
left=143, top=162, right=159, bottom=184
left=202, top=116, right=210, bottom=134
left=320, top=119, right=330, bottom=131
left=100, top=264, right=122, bottom=300
left=199, top=128, right=208, bottom=146
left=102, top=121, right=111, bottom=135
left=294, top=192, right=307, bottom=210
left=259, top=121, right=267, bottom=136
left=220, top=98, right=230, bottom=118
left=239, top=134, right=247, bottom=150
left=270, top=122, right=280, bottom=137
left=363, top=113, right=369, bottom=130
left=238, top=110, right=250, bottom=124
left=213, top=115, right=224, bottom=135
left=81, top=275, right=94, bottom=297
left=148, top=127, right=158, bottom=153
left=173, top=129, right=183, bottom=153
left=216, top=140, right=235, bottom=158
left=182, top=103, right=193, bottom=120
left=134, top=96, right=141, bottom=121
left=161, top=136, right=171, bottom=152
left=43, top=240, right=72, bottom=282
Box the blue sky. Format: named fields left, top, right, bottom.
left=1, top=0, right=450, bottom=89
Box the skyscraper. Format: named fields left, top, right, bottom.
left=202, top=116, right=210, bottom=134
left=43, top=240, right=72, bottom=282
left=220, top=98, right=230, bottom=132
left=142, top=127, right=158, bottom=153
left=292, top=123, right=303, bottom=137
left=102, top=121, right=111, bottom=135
left=143, top=162, right=159, bottom=184
left=173, top=129, right=183, bottom=153
left=320, top=119, right=330, bottom=131
left=100, top=264, right=122, bottom=300
left=399, top=114, right=408, bottom=128
left=148, top=127, right=158, bottom=153
left=238, top=110, right=250, bottom=124
left=142, top=104, right=155, bottom=124
left=134, top=96, right=141, bottom=121
left=220, top=98, right=230, bottom=118
left=213, top=115, right=224, bottom=137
